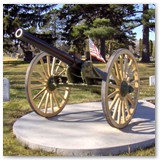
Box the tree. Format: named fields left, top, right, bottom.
left=141, top=4, right=155, bottom=62
left=3, top=4, right=55, bottom=53
left=85, top=18, right=115, bottom=60
left=149, top=40, right=153, bottom=57
left=141, top=4, right=150, bottom=62
left=58, top=4, right=137, bottom=56
left=139, top=38, right=143, bottom=57
left=106, top=40, right=119, bottom=54
left=152, top=42, right=155, bottom=58
left=70, top=21, right=89, bottom=54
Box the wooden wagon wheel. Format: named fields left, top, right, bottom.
left=101, top=49, right=140, bottom=128
left=25, top=52, right=71, bottom=117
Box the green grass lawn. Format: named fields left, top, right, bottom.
left=3, top=56, right=155, bottom=156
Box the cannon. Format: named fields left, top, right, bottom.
left=15, top=28, right=140, bottom=129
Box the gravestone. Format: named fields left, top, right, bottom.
left=149, top=75, right=155, bottom=86
left=3, top=78, right=10, bottom=102
left=143, top=75, right=155, bottom=103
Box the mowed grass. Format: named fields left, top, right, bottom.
left=3, top=56, right=155, bottom=156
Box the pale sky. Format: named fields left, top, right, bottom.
left=133, top=25, right=155, bottom=41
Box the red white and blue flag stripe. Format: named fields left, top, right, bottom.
left=89, top=38, right=106, bottom=63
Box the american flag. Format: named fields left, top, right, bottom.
left=89, top=38, right=106, bottom=63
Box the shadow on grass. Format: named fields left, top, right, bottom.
left=3, top=61, right=29, bottom=65
left=140, top=77, right=149, bottom=81
left=3, top=71, right=26, bottom=75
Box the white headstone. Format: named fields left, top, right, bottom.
left=149, top=75, right=155, bottom=86
left=3, top=78, right=10, bottom=101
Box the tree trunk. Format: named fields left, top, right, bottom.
left=100, top=38, right=106, bottom=60
left=149, top=40, right=153, bottom=57
left=141, top=4, right=150, bottom=63
left=108, top=41, right=113, bottom=55
left=139, top=38, right=142, bottom=57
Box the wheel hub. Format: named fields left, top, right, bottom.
left=47, top=76, right=57, bottom=91
left=120, top=81, right=129, bottom=97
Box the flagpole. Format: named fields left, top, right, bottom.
left=90, top=50, right=92, bottom=62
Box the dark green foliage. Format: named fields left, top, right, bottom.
left=58, top=4, right=137, bottom=57
left=3, top=4, right=56, bottom=53
left=3, top=4, right=155, bottom=61
left=3, top=4, right=55, bottom=33
left=85, top=18, right=115, bottom=39
left=85, top=18, right=115, bottom=59
left=139, top=38, right=143, bottom=57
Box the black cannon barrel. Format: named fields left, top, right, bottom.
left=15, top=28, right=83, bottom=66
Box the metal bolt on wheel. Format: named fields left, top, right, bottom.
left=102, top=49, right=140, bottom=128
left=25, top=52, right=70, bottom=117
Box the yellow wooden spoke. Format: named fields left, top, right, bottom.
left=121, top=101, right=126, bottom=123
left=31, top=76, right=46, bottom=83
left=44, top=93, right=50, bottom=113
left=56, top=89, right=65, bottom=100
left=35, top=68, right=47, bottom=80
left=26, top=52, right=70, bottom=118
left=50, top=93, right=54, bottom=113
left=37, top=90, right=47, bottom=109
left=52, top=92, right=60, bottom=108
left=128, top=59, right=133, bottom=69
left=124, top=98, right=131, bottom=116
left=55, top=61, right=62, bottom=74
left=33, top=87, right=46, bottom=100
left=119, top=55, right=124, bottom=80
left=111, top=70, right=120, bottom=85
left=125, top=59, right=132, bottom=80
left=58, top=68, right=66, bottom=76
left=112, top=98, right=120, bottom=120
left=40, top=58, right=49, bottom=78
left=108, top=83, right=119, bottom=89
left=126, top=94, right=134, bottom=106
left=47, top=55, right=51, bottom=77
left=117, top=101, right=122, bottom=124
left=126, top=76, right=131, bottom=82
left=129, top=79, right=139, bottom=86
left=128, top=57, right=133, bottom=65
left=126, top=64, right=132, bottom=74
left=132, top=67, right=136, bottom=73
left=107, top=90, right=118, bottom=99
left=123, top=55, right=129, bottom=79
left=101, top=49, right=139, bottom=128
left=31, top=84, right=46, bottom=90
left=114, top=61, right=121, bottom=80
left=51, top=57, right=56, bottom=75
left=109, top=94, right=119, bottom=110
left=126, top=74, right=134, bottom=83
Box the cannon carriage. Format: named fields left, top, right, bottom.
left=15, top=28, right=140, bottom=129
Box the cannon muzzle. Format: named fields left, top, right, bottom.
left=15, top=28, right=83, bottom=66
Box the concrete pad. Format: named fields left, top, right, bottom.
left=13, top=100, right=155, bottom=156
